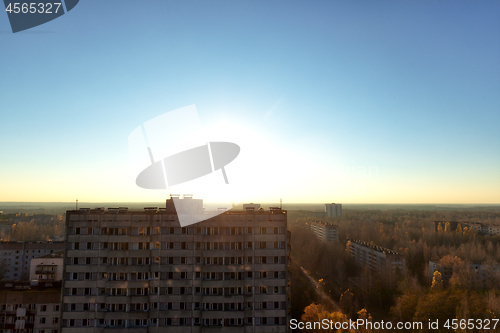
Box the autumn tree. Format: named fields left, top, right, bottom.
left=431, top=271, right=443, bottom=291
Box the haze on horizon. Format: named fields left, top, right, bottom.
left=0, top=1, right=499, bottom=204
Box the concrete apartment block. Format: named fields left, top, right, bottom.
left=309, top=221, right=339, bottom=243
left=347, top=239, right=405, bottom=275
left=61, top=198, right=291, bottom=333
left=325, top=204, right=342, bottom=218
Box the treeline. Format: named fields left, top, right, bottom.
left=1, top=214, right=65, bottom=241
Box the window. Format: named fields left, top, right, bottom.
left=40, top=305, right=47, bottom=312
left=39, top=317, right=46, bottom=324
left=52, top=318, right=58, bottom=324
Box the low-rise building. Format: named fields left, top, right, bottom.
left=347, top=239, right=405, bottom=275
left=30, top=252, right=64, bottom=282
left=309, top=221, right=339, bottom=243
left=0, top=281, right=61, bottom=333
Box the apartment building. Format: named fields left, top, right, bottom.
left=325, top=203, right=342, bottom=218
left=347, top=239, right=405, bottom=275
left=429, top=260, right=500, bottom=288
left=309, top=221, right=339, bottom=243
left=0, top=242, right=65, bottom=281
left=433, top=221, right=500, bottom=236
left=0, top=281, right=61, bottom=333
left=61, top=198, right=291, bottom=333
left=29, top=252, right=64, bottom=282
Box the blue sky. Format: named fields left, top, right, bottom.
left=0, top=0, right=499, bottom=203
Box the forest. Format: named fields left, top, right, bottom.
left=0, top=213, right=65, bottom=241
left=289, top=208, right=500, bottom=332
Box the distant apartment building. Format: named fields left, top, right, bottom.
left=347, top=239, right=405, bottom=275
left=0, top=280, right=61, bottom=333
left=479, top=224, right=500, bottom=236
left=429, top=260, right=500, bottom=288
left=325, top=203, right=342, bottom=218
left=29, top=252, right=64, bottom=282
left=309, top=221, right=339, bottom=243
left=61, top=198, right=291, bottom=332
left=0, top=242, right=65, bottom=281
left=433, top=221, right=500, bottom=236
left=0, top=222, right=11, bottom=237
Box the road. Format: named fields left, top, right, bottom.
left=300, top=266, right=342, bottom=313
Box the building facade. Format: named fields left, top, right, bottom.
left=325, top=204, right=342, bottom=218
left=347, top=239, right=405, bottom=275
left=61, top=199, right=291, bottom=333
left=309, top=221, right=339, bottom=243
left=0, top=242, right=65, bottom=281
left=0, top=281, right=61, bottom=333
left=29, top=252, right=64, bottom=282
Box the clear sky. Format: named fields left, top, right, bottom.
left=0, top=0, right=499, bottom=204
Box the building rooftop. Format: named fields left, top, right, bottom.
left=310, top=220, right=337, bottom=227
left=67, top=206, right=286, bottom=215
left=0, top=241, right=64, bottom=245
left=348, top=239, right=401, bottom=255
left=34, top=251, right=64, bottom=259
